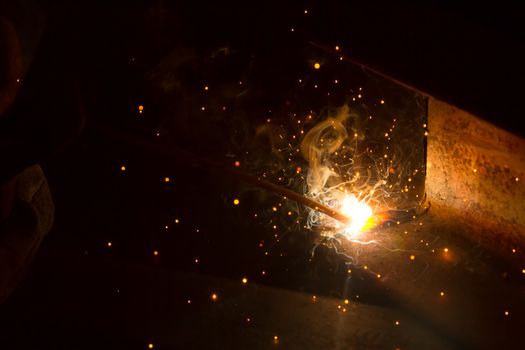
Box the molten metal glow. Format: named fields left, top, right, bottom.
left=339, top=195, right=373, bottom=236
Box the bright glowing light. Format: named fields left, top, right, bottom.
left=339, top=195, right=373, bottom=236
left=313, top=62, right=321, bottom=70
left=233, top=198, right=240, bottom=205
left=242, top=277, right=248, bottom=284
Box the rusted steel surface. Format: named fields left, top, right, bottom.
left=427, top=98, right=525, bottom=251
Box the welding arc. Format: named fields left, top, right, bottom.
left=96, top=126, right=351, bottom=225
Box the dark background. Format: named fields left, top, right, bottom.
left=1, top=1, right=524, bottom=349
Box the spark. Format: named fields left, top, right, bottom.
left=314, top=62, right=321, bottom=70
left=233, top=198, right=240, bottom=205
